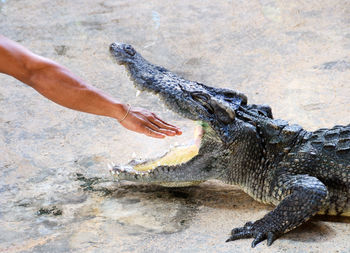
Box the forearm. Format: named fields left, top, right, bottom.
left=27, top=62, right=127, bottom=120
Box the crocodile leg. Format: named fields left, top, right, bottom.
left=226, top=174, right=328, bottom=247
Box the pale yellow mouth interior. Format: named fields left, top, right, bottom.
left=133, top=125, right=203, bottom=172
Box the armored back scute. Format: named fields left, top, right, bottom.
left=309, top=125, right=350, bottom=161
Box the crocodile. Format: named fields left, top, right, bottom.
left=109, top=42, right=350, bottom=247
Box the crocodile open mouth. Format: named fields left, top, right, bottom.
left=130, top=124, right=203, bottom=172
left=109, top=122, right=208, bottom=187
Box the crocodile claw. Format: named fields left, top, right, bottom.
left=226, top=221, right=278, bottom=248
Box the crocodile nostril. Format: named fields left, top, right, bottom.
left=109, top=43, right=117, bottom=51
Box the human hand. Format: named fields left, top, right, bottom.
left=119, top=106, right=182, bottom=138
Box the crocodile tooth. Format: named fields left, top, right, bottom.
left=107, top=163, right=114, bottom=170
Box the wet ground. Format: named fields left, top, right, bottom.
left=1, top=0, right=350, bottom=252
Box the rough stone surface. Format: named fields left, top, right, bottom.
left=0, top=0, right=349, bottom=252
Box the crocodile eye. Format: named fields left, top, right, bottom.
left=124, top=45, right=136, bottom=56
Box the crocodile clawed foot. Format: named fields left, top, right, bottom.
left=226, top=221, right=278, bottom=248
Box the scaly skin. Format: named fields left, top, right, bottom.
left=109, top=42, right=350, bottom=247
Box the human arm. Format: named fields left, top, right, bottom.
left=0, top=35, right=181, bottom=138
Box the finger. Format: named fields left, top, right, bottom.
left=226, top=231, right=252, bottom=242
left=152, top=114, right=177, bottom=127
left=251, top=233, right=266, bottom=248
left=150, top=114, right=182, bottom=135
left=266, top=232, right=277, bottom=246
left=143, top=115, right=177, bottom=135
left=146, top=120, right=177, bottom=136
left=143, top=126, right=166, bottom=139
left=231, top=227, right=245, bottom=234
left=119, top=114, right=166, bottom=138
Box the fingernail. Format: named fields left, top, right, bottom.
left=167, top=130, right=176, bottom=135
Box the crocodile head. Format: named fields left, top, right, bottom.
left=109, top=42, right=258, bottom=186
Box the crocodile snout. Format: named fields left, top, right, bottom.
left=110, top=42, right=136, bottom=58
left=109, top=42, right=118, bottom=52
left=109, top=42, right=125, bottom=64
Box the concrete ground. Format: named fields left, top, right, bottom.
left=0, top=0, right=349, bottom=252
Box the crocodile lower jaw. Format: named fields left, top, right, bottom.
left=132, top=125, right=203, bottom=172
